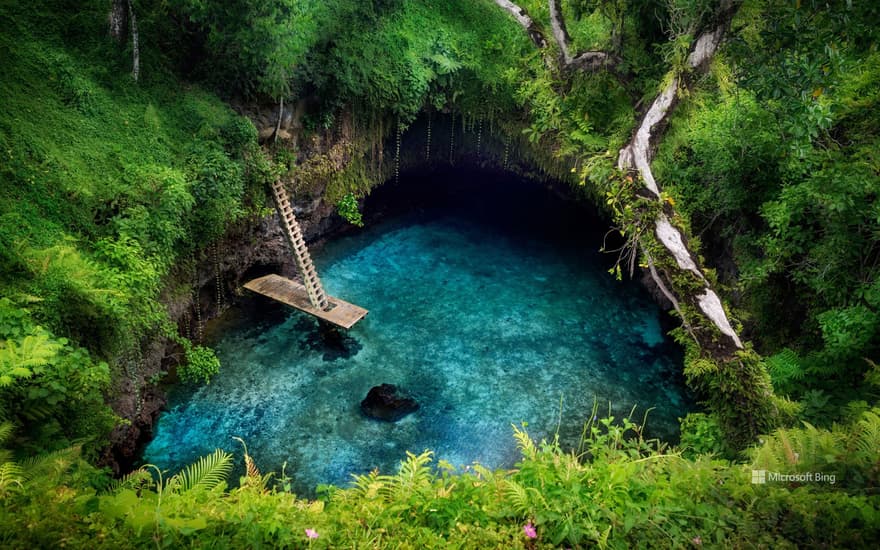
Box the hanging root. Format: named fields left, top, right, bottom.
left=602, top=227, right=643, bottom=279
left=642, top=246, right=699, bottom=345
left=448, top=112, right=455, bottom=164
left=192, top=251, right=203, bottom=343
left=476, top=116, right=483, bottom=157
left=395, top=119, right=402, bottom=184
left=425, top=112, right=431, bottom=161
left=214, top=241, right=223, bottom=311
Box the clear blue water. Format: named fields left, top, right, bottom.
left=143, top=181, right=690, bottom=494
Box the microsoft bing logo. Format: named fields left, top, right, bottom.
left=750, top=469, right=836, bottom=485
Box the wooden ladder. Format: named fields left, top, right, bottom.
left=269, top=181, right=330, bottom=311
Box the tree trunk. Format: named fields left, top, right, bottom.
left=274, top=97, right=284, bottom=143
left=616, top=15, right=743, bottom=356
left=495, top=0, right=744, bottom=357
left=493, top=0, right=547, bottom=48
left=494, top=0, right=777, bottom=446
left=109, top=0, right=126, bottom=42
left=127, top=0, right=139, bottom=82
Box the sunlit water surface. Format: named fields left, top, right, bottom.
left=143, top=179, right=690, bottom=494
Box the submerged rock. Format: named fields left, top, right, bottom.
left=296, top=318, right=363, bottom=361
left=360, top=384, right=419, bottom=422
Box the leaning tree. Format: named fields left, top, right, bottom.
left=493, top=0, right=780, bottom=445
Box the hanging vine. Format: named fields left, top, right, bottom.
left=120, top=345, right=145, bottom=417
left=425, top=111, right=431, bottom=161
left=192, top=251, right=203, bottom=344
left=182, top=309, right=191, bottom=341
left=395, top=118, right=402, bottom=184
left=213, top=241, right=223, bottom=312
left=476, top=115, right=483, bottom=157
left=448, top=111, right=455, bottom=164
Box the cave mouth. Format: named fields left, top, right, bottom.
left=361, top=163, right=611, bottom=241
left=142, top=165, right=691, bottom=495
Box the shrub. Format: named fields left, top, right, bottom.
left=179, top=344, right=220, bottom=385
left=679, top=412, right=730, bottom=458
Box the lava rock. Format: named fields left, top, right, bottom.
left=360, top=384, right=419, bottom=422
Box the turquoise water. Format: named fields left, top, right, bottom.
left=143, top=177, right=690, bottom=494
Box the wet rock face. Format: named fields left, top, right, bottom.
left=360, top=384, right=419, bottom=422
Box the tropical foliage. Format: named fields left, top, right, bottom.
left=1, top=0, right=879, bottom=546
left=1, top=414, right=878, bottom=548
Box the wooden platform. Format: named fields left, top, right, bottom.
left=243, top=274, right=368, bottom=329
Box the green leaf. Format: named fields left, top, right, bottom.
left=169, top=449, right=233, bottom=493
left=165, top=516, right=208, bottom=534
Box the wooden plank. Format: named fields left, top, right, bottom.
left=243, top=274, right=368, bottom=330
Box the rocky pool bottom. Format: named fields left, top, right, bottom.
left=142, top=170, right=693, bottom=495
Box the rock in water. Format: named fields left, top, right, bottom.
left=361, top=384, right=419, bottom=422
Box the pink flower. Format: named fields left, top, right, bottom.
left=692, top=536, right=702, bottom=546
left=523, top=522, right=537, bottom=539
left=305, top=528, right=319, bottom=539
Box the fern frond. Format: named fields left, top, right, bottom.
left=352, top=469, right=378, bottom=496
left=766, top=348, right=803, bottom=394
left=396, top=450, right=433, bottom=487
left=351, top=469, right=387, bottom=500
left=20, top=402, right=54, bottom=421
left=171, top=449, right=232, bottom=493
left=471, top=463, right=495, bottom=483
left=503, top=480, right=531, bottom=516
left=245, top=454, right=260, bottom=479
left=512, top=424, right=536, bottom=459
left=20, top=445, right=81, bottom=481
left=384, top=451, right=433, bottom=500
left=752, top=421, right=844, bottom=474
left=232, top=436, right=260, bottom=479
left=376, top=474, right=400, bottom=502
left=107, top=467, right=153, bottom=493
left=779, top=430, right=797, bottom=465
left=853, top=409, right=880, bottom=466
left=0, top=422, right=14, bottom=446
left=428, top=53, right=462, bottom=74
left=0, top=462, right=24, bottom=491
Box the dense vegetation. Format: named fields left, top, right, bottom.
left=1, top=0, right=879, bottom=546
left=0, top=0, right=277, bottom=456
left=2, top=413, right=879, bottom=548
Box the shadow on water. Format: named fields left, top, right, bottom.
left=295, top=319, right=363, bottom=362
left=142, top=165, right=692, bottom=496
